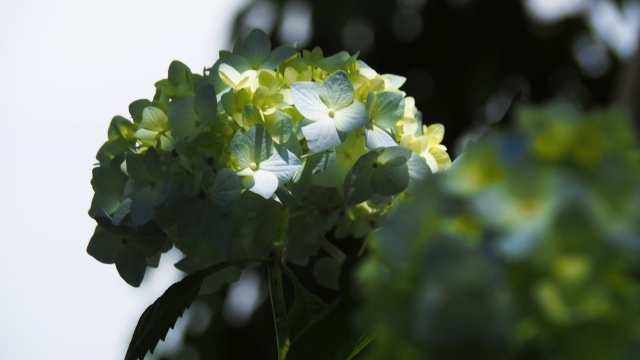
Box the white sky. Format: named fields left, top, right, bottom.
left=0, top=1, right=248, bottom=359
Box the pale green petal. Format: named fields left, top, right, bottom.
left=219, top=63, right=257, bottom=89
left=365, top=125, right=397, bottom=149
left=333, top=100, right=368, bottom=132
left=367, top=91, right=405, bottom=129
left=301, top=118, right=342, bottom=153
left=422, top=151, right=439, bottom=173
left=264, top=110, right=293, bottom=144
left=231, top=143, right=253, bottom=169
left=291, top=81, right=328, bottom=120
left=134, top=128, right=159, bottom=141
left=242, top=104, right=264, bottom=130
left=319, top=70, right=355, bottom=110
left=141, top=106, right=168, bottom=132
left=381, top=74, right=407, bottom=89
left=250, top=170, right=279, bottom=199
left=426, top=123, right=445, bottom=145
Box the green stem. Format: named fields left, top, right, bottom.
left=268, top=205, right=290, bottom=360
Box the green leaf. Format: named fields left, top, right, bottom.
left=263, top=45, right=298, bottom=69
left=87, top=218, right=166, bottom=286
left=210, top=168, right=241, bottom=213
left=129, top=99, right=153, bottom=123
left=287, top=258, right=372, bottom=360
left=168, top=60, right=194, bottom=97
left=86, top=226, right=122, bottom=264
left=124, top=148, right=169, bottom=226
left=377, top=146, right=412, bottom=167
left=194, top=83, right=217, bottom=124
left=167, top=96, right=199, bottom=139
left=108, top=116, right=136, bottom=142
left=115, top=245, right=147, bottom=287
left=282, top=266, right=329, bottom=341
left=89, top=165, right=128, bottom=218
left=124, top=257, right=269, bottom=360
left=343, top=165, right=375, bottom=206
left=369, top=163, right=410, bottom=196
left=240, top=28, right=271, bottom=68
left=406, top=152, right=431, bottom=193
left=126, top=147, right=163, bottom=184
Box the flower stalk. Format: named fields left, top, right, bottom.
left=268, top=205, right=290, bottom=360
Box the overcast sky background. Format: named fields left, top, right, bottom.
left=0, top=1, right=247, bottom=359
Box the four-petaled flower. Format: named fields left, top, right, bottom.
left=291, top=70, right=369, bottom=153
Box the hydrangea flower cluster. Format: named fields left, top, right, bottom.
left=357, top=104, right=640, bottom=359
left=87, top=29, right=451, bottom=287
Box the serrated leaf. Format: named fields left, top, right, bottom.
left=124, top=258, right=269, bottom=360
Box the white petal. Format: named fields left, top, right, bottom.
left=291, top=81, right=328, bottom=120
left=259, top=146, right=302, bottom=183
left=333, top=100, right=368, bottom=132
left=301, top=118, right=342, bottom=153
left=365, top=125, right=397, bottom=149
left=319, top=70, right=355, bottom=110
left=249, top=170, right=279, bottom=199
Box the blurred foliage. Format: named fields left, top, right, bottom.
left=233, top=0, right=632, bottom=152
left=357, top=103, right=640, bottom=359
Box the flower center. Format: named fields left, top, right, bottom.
left=328, top=109, right=335, bottom=118
left=249, top=161, right=258, bottom=171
